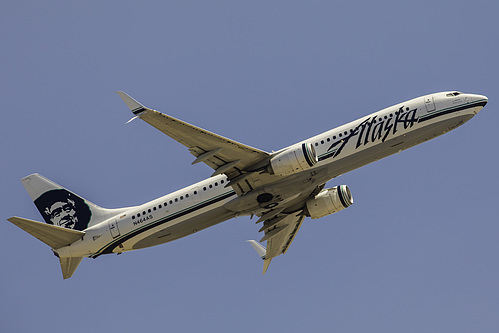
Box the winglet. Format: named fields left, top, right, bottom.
left=247, top=240, right=266, bottom=259
left=116, top=91, right=149, bottom=116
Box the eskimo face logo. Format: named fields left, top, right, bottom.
left=34, top=189, right=91, bottom=230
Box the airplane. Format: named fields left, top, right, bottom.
left=8, top=91, right=488, bottom=279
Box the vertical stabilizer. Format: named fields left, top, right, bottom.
left=21, top=174, right=127, bottom=231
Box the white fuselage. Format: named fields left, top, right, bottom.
left=56, top=92, right=487, bottom=259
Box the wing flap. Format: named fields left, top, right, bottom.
left=263, top=211, right=305, bottom=260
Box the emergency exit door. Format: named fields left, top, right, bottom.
left=424, top=95, right=436, bottom=112
left=108, top=219, right=120, bottom=239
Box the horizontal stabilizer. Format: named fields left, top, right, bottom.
left=59, top=256, right=83, bottom=279
left=8, top=217, right=85, bottom=249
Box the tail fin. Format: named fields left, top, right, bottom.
left=21, top=173, right=127, bottom=231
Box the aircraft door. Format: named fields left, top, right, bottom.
left=424, top=95, right=436, bottom=112
left=108, top=219, right=121, bottom=239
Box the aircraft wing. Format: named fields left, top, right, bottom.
left=257, top=210, right=305, bottom=273
left=117, top=92, right=272, bottom=193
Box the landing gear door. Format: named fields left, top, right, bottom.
left=108, top=219, right=120, bottom=239
left=424, top=95, right=436, bottom=112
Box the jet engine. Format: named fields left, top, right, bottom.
left=269, top=143, right=318, bottom=176
left=305, top=185, right=353, bottom=219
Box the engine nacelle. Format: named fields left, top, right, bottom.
left=305, top=185, right=353, bottom=219
left=269, top=143, right=318, bottom=176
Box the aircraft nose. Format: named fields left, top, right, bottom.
left=481, top=95, right=488, bottom=106
left=468, top=94, right=488, bottom=115
left=468, top=94, right=488, bottom=108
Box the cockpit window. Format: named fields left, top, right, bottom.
left=446, top=92, right=461, bottom=97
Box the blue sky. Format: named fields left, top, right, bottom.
left=1, top=1, right=498, bottom=332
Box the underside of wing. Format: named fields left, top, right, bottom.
left=259, top=210, right=305, bottom=267
left=117, top=92, right=274, bottom=194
